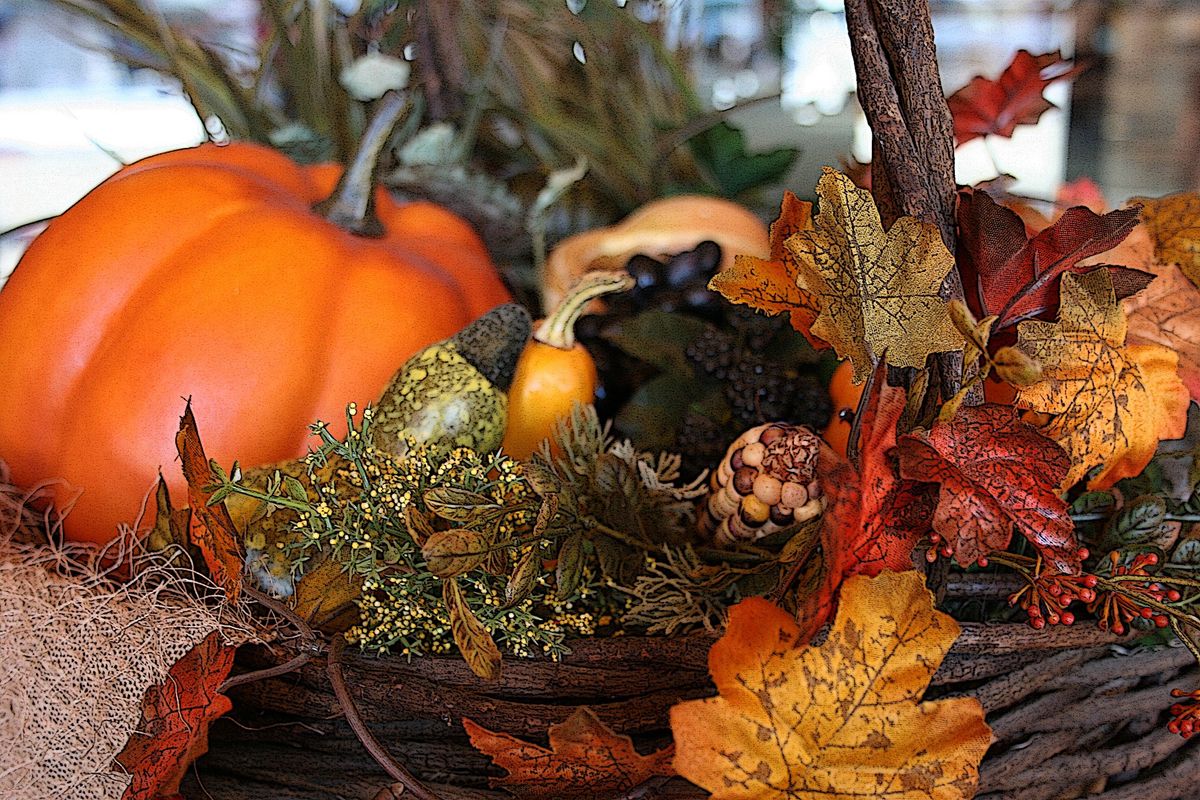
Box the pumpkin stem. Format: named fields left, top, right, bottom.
left=535, top=270, right=634, bottom=349
left=314, top=90, right=408, bottom=237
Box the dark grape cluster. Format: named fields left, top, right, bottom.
left=576, top=241, right=830, bottom=477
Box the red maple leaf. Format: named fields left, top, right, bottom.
left=463, top=707, right=674, bottom=799
left=948, top=50, right=1085, bottom=145
left=795, top=359, right=935, bottom=640
left=175, top=403, right=245, bottom=601
left=896, top=404, right=1080, bottom=574
left=956, top=187, right=1151, bottom=332
left=115, top=632, right=235, bottom=799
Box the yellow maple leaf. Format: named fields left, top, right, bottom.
left=785, top=168, right=962, bottom=382
left=1131, top=193, right=1200, bottom=287
left=1015, top=269, right=1190, bottom=490
left=709, top=191, right=826, bottom=347
left=671, top=571, right=991, bottom=800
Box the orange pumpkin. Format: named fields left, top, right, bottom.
left=0, top=134, right=509, bottom=543
left=821, top=360, right=863, bottom=458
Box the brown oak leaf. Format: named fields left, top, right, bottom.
left=947, top=50, right=1085, bottom=145
left=784, top=168, right=962, bottom=382
left=671, top=571, right=992, bottom=800
left=463, top=707, right=674, bottom=799
left=709, top=191, right=826, bottom=347
left=956, top=187, right=1148, bottom=333
left=176, top=403, right=244, bottom=601
left=115, top=632, right=235, bottom=799
left=1016, top=270, right=1191, bottom=490
left=1131, top=192, right=1200, bottom=287
left=897, top=404, right=1079, bottom=573
left=1123, top=261, right=1200, bottom=403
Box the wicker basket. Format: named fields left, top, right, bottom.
left=192, top=614, right=1199, bottom=800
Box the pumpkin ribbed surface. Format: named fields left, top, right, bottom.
left=0, top=142, right=510, bottom=543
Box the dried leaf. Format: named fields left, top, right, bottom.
left=897, top=404, right=1079, bottom=573
left=957, top=188, right=1145, bottom=332
left=424, top=486, right=502, bottom=522
left=443, top=578, right=502, bottom=680
left=671, top=571, right=991, bottom=800
left=556, top=531, right=585, bottom=601
left=114, top=632, right=235, bottom=799
left=175, top=404, right=244, bottom=601
left=504, top=548, right=541, bottom=608
left=798, top=360, right=936, bottom=638
left=948, top=50, right=1085, bottom=144
left=422, top=528, right=490, bottom=578
left=463, top=707, right=674, bottom=800
left=1016, top=270, right=1191, bottom=489
left=1132, top=193, right=1200, bottom=286
left=1123, top=262, right=1200, bottom=403
left=710, top=191, right=825, bottom=346
left=784, top=168, right=962, bottom=381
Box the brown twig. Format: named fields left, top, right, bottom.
left=220, top=651, right=312, bottom=693
left=327, top=634, right=442, bottom=800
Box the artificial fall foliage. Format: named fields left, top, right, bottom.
left=462, top=707, right=674, bottom=799
left=708, top=191, right=824, bottom=346
left=1015, top=269, right=1190, bottom=489
left=781, top=168, right=963, bottom=381
left=946, top=50, right=1084, bottom=145
left=795, top=360, right=935, bottom=640
left=113, top=632, right=235, bottom=800
left=175, top=405, right=244, bottom=601
left=1132, top=193, right=1200, bottom=286
left=671, top=571, right=992, bottom=800
left=896, top=404, right=1077, bottom=573
left=1122, top=261, right=1200, bottom=402
left=955, top=187, right=1148, bottom=333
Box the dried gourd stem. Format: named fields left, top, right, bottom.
left=328, top=634, right=443, bottom=800
left=314, top=91, right=408, bottom=237
left=535, top=270, right=635, bottom=348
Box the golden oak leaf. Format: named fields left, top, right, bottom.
left=785, top=168, right=962, bottom=381
left=671, top=571, right=991, bottom=800
left=1016, top=270, right=1190, bottom=490
left=710, top=191, right=826, bottom=347
left=1122, top=262, right=1200, bottom=403
left=463, top=707, right=674, bottom=799
left=1132, top=193, right=1200, bottom=286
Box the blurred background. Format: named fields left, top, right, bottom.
left=2, top=0, right=1199, bottom=279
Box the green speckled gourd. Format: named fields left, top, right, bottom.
left=233, top=304, right=531, bottom=611
left=370, top=303, right=532, bottom=458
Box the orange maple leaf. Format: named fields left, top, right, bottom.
left=1132, top=192, right=1200, bottom=287
left=1015, top=270, right=1190, bottom=489
left=463, top=707, right=674, bottom=799
left=114, top=632, right=235, bottom=799
left=1122, top=262, right=1200, bottom=403
left=709, top=191, right=826, bottom=347
left=671, top=571, right=992, bottom=800
left=175, top=403, right=245, bottom=601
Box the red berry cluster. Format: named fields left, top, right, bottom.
left=1088, top=553, right=1181, bottom=636
left=1007, top=552, right=1096, bottom=629
left=1168, top=688, right=1200, bottom=738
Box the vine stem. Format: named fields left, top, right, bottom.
left=328, top=634, right=443, bottom=800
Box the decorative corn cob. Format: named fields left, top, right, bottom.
left=699, top=423, right=824, bottom=545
